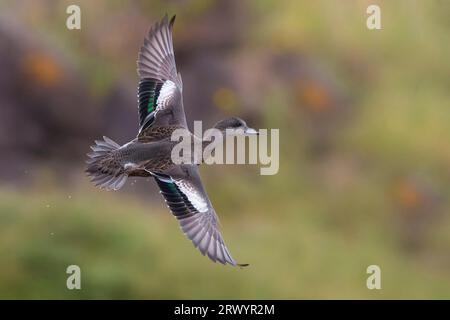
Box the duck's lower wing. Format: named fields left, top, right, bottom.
left=151, top=165, right=246, bottom=267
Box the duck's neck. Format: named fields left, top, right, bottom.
left=201, top=130, right=225, bottom=149
left=188, top=130, right=226, bottom=164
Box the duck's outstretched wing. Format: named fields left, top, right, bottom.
left=152, top=166, right=247, bottom=267
left=137, top=15, right=186, bottom=137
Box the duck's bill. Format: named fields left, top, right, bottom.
left=244, top=127, right=259, bottom=135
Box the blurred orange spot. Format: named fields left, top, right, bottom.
left=393, top=181, right=422, bottom=209
left=23, top=53, right=63, bottom=87
left=213, top=87, right=238, bottom=112
left=297, top=80, right=330, bottom=112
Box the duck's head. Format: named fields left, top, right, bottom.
left=213, top=117, right=258, bottom=136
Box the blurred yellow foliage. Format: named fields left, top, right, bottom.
left=213, top=87, right=238, bottom=113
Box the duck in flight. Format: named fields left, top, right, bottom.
left=86, top=15, right=257, bottom=267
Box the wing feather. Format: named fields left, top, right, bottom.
left=152, top=168, right=246, bottom=267
left=136, top=15, right=186, bottom=135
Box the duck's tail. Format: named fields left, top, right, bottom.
left=85, top=136, right=128, bottom=191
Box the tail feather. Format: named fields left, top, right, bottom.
left=85, top=136, right=127, bottom=191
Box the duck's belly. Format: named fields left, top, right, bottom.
left=116, top=141, right=173, bottom=167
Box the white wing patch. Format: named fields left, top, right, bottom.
left=174, top=180, right=209, bottom=213
left=124, top=162, right=138, bottom=170
left=156, top=80, right=177, bottom=112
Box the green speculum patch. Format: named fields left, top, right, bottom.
left=147, top=98, right=154, bottom=113
left=167, top=182, right=177, bottom=192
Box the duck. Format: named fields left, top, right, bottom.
left=86, top=15, right=257, bottom=267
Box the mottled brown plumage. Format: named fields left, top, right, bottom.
left=138, top=124, right=183, bottom=143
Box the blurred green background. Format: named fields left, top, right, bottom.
left=0, top=0, right=449, bottom=299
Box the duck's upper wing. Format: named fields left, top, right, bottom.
left=137, top=15, right=186, bottom=137
left=152, top=165, right=247, bottom=267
